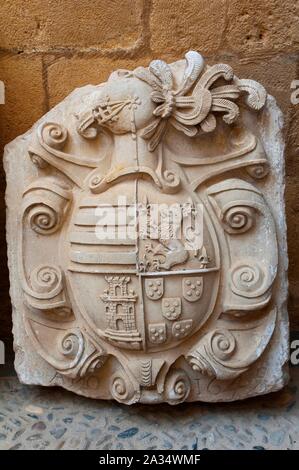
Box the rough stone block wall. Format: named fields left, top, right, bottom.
left=0, top=0, right=298, bottom=344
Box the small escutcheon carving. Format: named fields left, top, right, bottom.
left=182, top=277, right=203, bottom=302
left=162, top=297, right=182, bottom=320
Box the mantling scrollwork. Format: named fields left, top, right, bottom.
left=7, top=49, right=287, bottom=404
left=23, top=264, right=67, bottom=310
left=25, top=320, right=107, bottom=380
left=23, top=178, right=72, bottom=235
left=221, top=205, right=256, bottom=234
left=110, top=369, right=140, bottom=405
left=187, top=308, right=277, bottom=381
left=164, top=368, right=191, bottom=404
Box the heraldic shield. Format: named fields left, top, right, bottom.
left=12, top=51, right=286, bottom=404
left=66, top=178, right=219, bottom=353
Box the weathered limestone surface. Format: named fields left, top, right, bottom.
left=4, top=53, right=289, bottom=404
left=0, top=0, right=143, bottom=49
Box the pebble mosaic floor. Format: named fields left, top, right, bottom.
left=0, top=366, right=298, bottom=450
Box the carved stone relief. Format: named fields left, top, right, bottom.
left=4, top=51, right=289, bottom=404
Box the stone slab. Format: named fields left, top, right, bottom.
left=4, top=52, right=289, bottom=404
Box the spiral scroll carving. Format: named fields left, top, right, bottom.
left=23, top=264, right=67, bottom=311
left=187, top=329, right=237, bottom=379
left=160, top=169, right=181, bottom=193
left=230, top=262, right=268, bottom=298
left=59, top=331, right=84, bottom=359
left=164, top=369, right=191, bottom=404
left=210, top=330, right=236, bottom=361
left=27, top=204, right=59, bottom=235
left=111, top=370, right=140, bottom=405
left=29, top=265, right=63, bottom=299
left=23, top=179, right=71, bottom=235
left=246, top=162, right=269, bottom=179
left=40, top=122, right=68, bottom=150
left=222, top=205, right=255, bottom=234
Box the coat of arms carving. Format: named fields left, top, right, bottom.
left=4, top=51, right=289, bottom=404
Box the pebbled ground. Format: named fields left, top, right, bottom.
left=0, top=367, right=298, bottom=450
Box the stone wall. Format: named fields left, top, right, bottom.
left=0, top=0, right=298, bottom=343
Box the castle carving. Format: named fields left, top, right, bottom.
left=101, top=276, right=142, bottom=350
